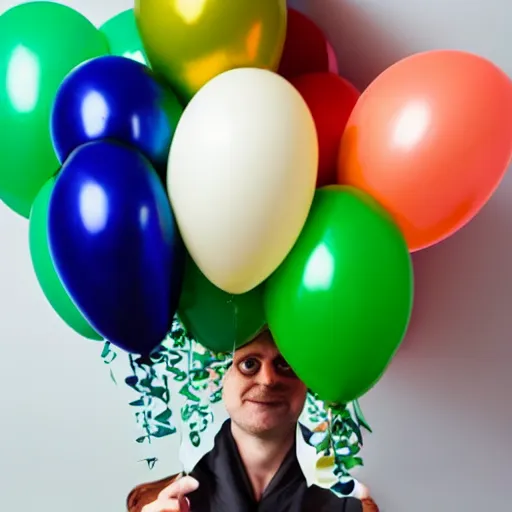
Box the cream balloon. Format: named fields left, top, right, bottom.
left=167, top=68, right=318, bottom=294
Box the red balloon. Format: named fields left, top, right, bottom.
left=290, top=72, right=360, bottom=187
left=278, top=8, right=337, bottom=79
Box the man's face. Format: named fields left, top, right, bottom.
left=222, top=330, right=307, bottom=438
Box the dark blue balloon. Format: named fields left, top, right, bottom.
left=51, top=55, right=183, bottom=170
left=48, top=140, right=184, bottom=354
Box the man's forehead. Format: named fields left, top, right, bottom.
left=234, top=332, right=280, bottom=359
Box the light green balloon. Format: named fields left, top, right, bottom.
left=265, top=186, right=414, bottom=404
left=100, top=9, right=149, bottom=66
left=29, top=177, right=102, bottom=341
left=0, top=2, right=109, bottom=218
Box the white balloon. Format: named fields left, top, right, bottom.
left=168, top=68, right=318, bottom=294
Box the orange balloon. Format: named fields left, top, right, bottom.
left=337, top=50, right=512, bottom=252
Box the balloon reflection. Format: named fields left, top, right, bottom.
left=80, top=90, right=109, bottom=138
left=78, top=181, right=109, bottom=235
left=131, top=114, right=141, bottom=140
left=6, top=45, right=40, bottom=113
left=175, top=0, right=208, bottom=24
left=391, top=101, right=431, bottom=151
left=303, top=243, right=335, bottom=291
left=139, top=205, right=150, bottom=228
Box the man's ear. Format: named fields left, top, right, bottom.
left=220, top=365, right=232, bottom=387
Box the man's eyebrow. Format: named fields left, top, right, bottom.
left=234, top=351, right=284, bottom=363
left=234, top=351, right=264, bottom=360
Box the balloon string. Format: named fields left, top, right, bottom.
left=231, top=294, right=237, bottom=360
left=186, top=341, right=194, bottom=477
left=327, top=407, right=334, bottom=457
left=178, top=339, right=193, bottom=486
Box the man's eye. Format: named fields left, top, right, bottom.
left=275, top=359, right=297, bottom=377
left=238, top=358, right=261, bottom=375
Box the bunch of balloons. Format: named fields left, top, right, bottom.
left=1, top=1, right=512, bottom=405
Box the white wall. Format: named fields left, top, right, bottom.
left=291, top=1, right=512, bottom=511
left=0, top=1, right=510, bottom=511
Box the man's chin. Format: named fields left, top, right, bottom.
left=238, top=413, right=294, bottom=437
left=245, top=422, right=284, bottom=437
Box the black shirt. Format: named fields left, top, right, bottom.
left=188, top=420, right=363, bottom=512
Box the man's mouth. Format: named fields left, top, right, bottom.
left=246, top=399, right=285, bottom=406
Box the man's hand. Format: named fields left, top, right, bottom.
left=361, top=497, right=379, bottom=512
left=141, top=476, right=199, bottom=512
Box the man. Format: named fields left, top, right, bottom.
left=127, top=329, right=379, bottom=512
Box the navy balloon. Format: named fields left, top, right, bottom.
left=51, top=55, right=183, bottom=171
left=48, top=140, right=184, bottom=354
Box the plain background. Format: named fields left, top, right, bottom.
left=0, top=0, right=510, bottom=511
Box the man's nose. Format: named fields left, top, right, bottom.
left=256, top=362, right=278, bottom=386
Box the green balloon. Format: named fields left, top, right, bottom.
left=29, top=177, right=102, bottom=341
left=100, top=9, right=149, bottom=65
left=178, top=256, right=266, bottom=353
left=265, top=186, right=414, bottom=404
left=0, top=2, right=109, bottom=218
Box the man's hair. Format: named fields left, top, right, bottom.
left=242, top=325, right=272, bottom=346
